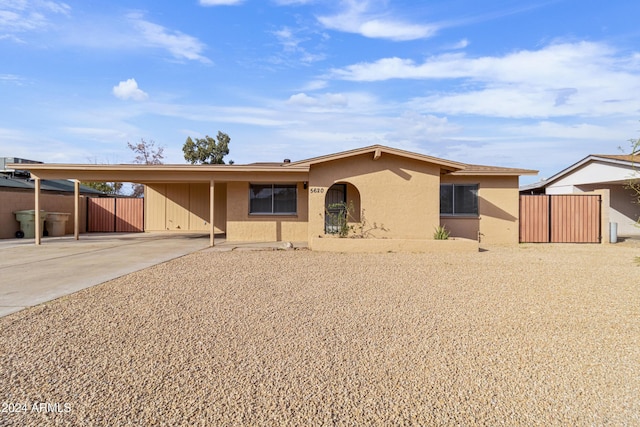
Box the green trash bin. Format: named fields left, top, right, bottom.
left=14, top=210, right=47, bottom=238
left=45, top=212, right=71, bottom=237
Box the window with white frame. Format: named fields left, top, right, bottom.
left=249, top=184, right=297, bottom=215
left=440, top=184, right=478, bottom=216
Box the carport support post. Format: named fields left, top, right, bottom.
left=74, top=179, right=80, bottom=240
left=34, top=177, right=41, bottom=245
left=209, top=179, right=215, bottom=247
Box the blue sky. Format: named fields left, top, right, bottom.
left=1, top=0, right=640, bottom=184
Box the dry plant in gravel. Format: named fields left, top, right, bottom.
left=1, top=241, right=640, bottom=426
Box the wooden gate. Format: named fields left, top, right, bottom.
left=87, top=198, right=144, bottom=232
left=520, top=195, right=601, bottom=243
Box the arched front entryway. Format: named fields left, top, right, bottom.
left=324, top=182, right=361, bottom=234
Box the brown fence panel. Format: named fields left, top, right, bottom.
left=520, top=194, right=600, bottom=243
left=88, top=197, right=144, bottom=233
left=115, top=198, right=144, bottom=232
left=88, top=198, right=116, bottom=232
left=550, top=195, right=600, bottom=243
left=519, top=195, right=550, bottom=243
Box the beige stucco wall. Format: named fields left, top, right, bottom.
left=440, top=216, right=479, bottom=241
left=307, top=152, right=441, bottom=242
left=594, top=189, right=611, bottom=243
left=225, top=181, right=308, bottom=242
left=0, top=189, right=87, bottom=239
left=575, top=183, right=639, bottom=237
left=145, top=183, right=227, bottom=233
left=140, top=155, right=523, bottom=246
left=441, top=175, right=520, bottom=245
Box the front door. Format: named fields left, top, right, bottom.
left=325, top=184, right=346, bottom=234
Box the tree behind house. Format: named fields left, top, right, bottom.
left=83, top=181, right=122, bottom=195
left=628, top=137, right=640, bottom=226
left=82, top=156, right=123, bottom=195
left=128, top=138, right=164, bottom=165
left=183, top=131, right=230, bottom=164
left=128, top=138, right=165, bottom=197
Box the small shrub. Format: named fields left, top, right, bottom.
left=433, top=225, right=450, bottom=240
left=325, top=201, right=388, bottom=238
left=326, top=201, right=354, bottom=238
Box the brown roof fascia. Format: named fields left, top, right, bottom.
left=8, top=163, right=310, bottom=182
left=288, top=144, right=467, bottom=171
left=8, top=163, right=309, bottom=173
left=450, top=164, right=538, bottom=176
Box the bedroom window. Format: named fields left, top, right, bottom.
left=440, top=184, right=478, bottom=216
left=249, top=184, right=297, bottom=215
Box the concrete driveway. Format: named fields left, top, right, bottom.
left=0, top=232, right=213, bottom=317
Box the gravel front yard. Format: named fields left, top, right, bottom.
left=1, top=241, right=639, bottom=426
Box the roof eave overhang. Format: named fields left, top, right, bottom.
left=290, top=144, right=467, bottom=172
left=8, top=163, right=311, bottom=183
left=450, top=169, right=538, bottom=177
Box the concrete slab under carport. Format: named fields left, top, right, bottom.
left=0, top=232, right=214, bottom=318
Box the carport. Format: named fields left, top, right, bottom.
left=8, top=162, right=309, bottom=246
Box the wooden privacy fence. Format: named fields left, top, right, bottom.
left=87, top=197, right=144, bottom=232
left=519, top=195, right=601, bottom=243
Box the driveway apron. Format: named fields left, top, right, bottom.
left=0, top=233, right=211, bottom=317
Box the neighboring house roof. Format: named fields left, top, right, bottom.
left=41, top=179, right=106, bottom=194
left=593, top=154, right=640, bottom=162
left=0, top=176, right=104, bottom=195
left=520, top=154, right=640, bottom=192
left=0, top=176, right=34, bottom=189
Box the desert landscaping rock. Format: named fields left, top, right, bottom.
left=1, top=241, right=639, bottom=426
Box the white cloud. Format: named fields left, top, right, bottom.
left=146, top=103, right=298, bottom=127
left=287, top=93, right=316, bottom=106
left=272, top=110, right=459, bottom=160
left=272, top=0, right=313, bottom=5
left=0, top=33, right=25, bottom=43
left=41, top=1, right=71, bottom=15
left=385, top=112, right=460, bottom=146
left=317, top=1, right=438, bottom=41
left=301, top=79, right=328, bottom=91
left=330, top=42, right=621, bottom=84
left=127, top=12, right=211, bottom=63
left=330, top=41, right=640, bottom=118
left=502, top=121, right=629, bottom=141
left=0, top=74, right=24, bottom=83
left=287, top=92, right=348, bottom=108
left=113, top=79, right=148, bottom=101
left=284, top=91, right=382, bottom=115
left=62, top=127, right=129, bottom=141
left=271, top=26, right=326, bottom=65
left=199, top=0, right=244, bottom=5
left=447, top=38, right=469, bottom=50
left=0, top=0, right=70, bottom=34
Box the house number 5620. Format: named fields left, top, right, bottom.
left=310, top=187, right=324, bottom=193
